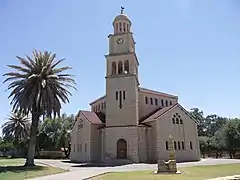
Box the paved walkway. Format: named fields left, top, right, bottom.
left=31, top=159, right=240, bottom=180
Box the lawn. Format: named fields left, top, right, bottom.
left=0, top=158, right=66, bottom=180
left=93, top=163, right=240, bottom=180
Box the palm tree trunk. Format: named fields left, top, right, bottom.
left=25, top=112, right=40, bottom=166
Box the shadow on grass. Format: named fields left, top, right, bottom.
left=0, top=165, right=45, bottom=173
left=61, top=160, right=132, bottom=167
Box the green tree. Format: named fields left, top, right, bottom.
left=3, top=50, right=76, bottom=166
left=189, top=108, right=206, bottom=136
left=210, top=129, right=226, bottom=158
left=198, top=136, right=210, bottom=158
left=56, top=113, right=75, bottom=158
left=37, top=113, right=74, bottom=158
left=205, top=114, right=228, bottom=137
left=222, top=118, right=240, bottom=158
left=38, top=117, right=63, bottom=151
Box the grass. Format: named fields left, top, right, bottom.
left=93, top=163, right=240, bottom=180
left=0, top=158, right=66, bottom=180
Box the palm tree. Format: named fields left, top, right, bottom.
left=2, top=111, right=30, bottom=156
left=3, top=50, right=76, bottom=166
left=2, top=111, right=30, bottom=140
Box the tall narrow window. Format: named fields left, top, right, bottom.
left=127, top=24, right=129, bottom=31
left=170, top=101, right=172, bottom=106
left=145, top=97, right=148, bottom=104
left=123, top=22, right=126, bottom=32
left=165, top=141, right=169, bottom=150
left=119, top=91, right=122, bottom=108
left=124, top=60, right=129, bottom=73
left=155, top=98, right=158, bottom=105
left=150, top=97, right=153, bottom=105
left=180, top=119, right=183, bottom=124
left=101, top=102, right=104, bottom=109
left=182, top=141, right=185, bottom=150
left=112, top=62, right=116, bottom=75
left=172, top=118, right=175, bottom=124
left=161, top=99, right=164, bottom=106
left=176, top=118, right=179, bottom=124
left=116, top=91, right=118, bottom=100
left=178, top=141, right=181, bottom=150
left=165, top=100, right=168, bottom=107
left=119, top=23, right=122, bottom=32
left=116, top=24, right=118, bottom=33
left=174, top=141, right=177, bottom=150
left=118, top=61, right=123, bottom=74
left=98, top=104, right=100, bottom=112
left=190, top=141, right=193, bottom=150
left=123, top=90, right=126, bottom=100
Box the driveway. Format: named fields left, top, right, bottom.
left=32, top=158, right=240, bottom=180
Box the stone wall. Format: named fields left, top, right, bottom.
left=104, top=126, right=139, bottom=162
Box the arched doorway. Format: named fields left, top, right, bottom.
left=117, top=138, right=127, bottom=159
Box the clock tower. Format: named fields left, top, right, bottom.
left=105, top=9, right=140, bottom=127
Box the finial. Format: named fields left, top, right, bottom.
left=120, top=6, right=124, bottom=14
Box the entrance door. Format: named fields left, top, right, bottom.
left=117, top=138, right=127, bottom=159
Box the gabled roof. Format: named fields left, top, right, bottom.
left=141, top=103, right=197, bottom=124
left=79, top=110, right=104, bottom=125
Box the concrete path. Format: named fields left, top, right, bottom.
left=31, top=159, right=240, bottom=180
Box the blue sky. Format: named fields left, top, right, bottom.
left=0, top=0, right=240, bottom=126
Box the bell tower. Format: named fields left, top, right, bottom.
left=105, top=8, right=139, bottom=127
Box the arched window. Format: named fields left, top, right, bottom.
left=123, top=22, right=126, bottom=32
left=170, top=101, right=172, bottom=106
left=178, top=141, right=181, bottom=150
left=119, top=23, right=122, bottom=32
left=124, top=60, right=129, bottom=73
left=165, top=141, right=169, bottom=150
left=116, top=24, right=118, bottom=33
left=172, top=118, right=175, bottom=124
left=127, top=24, right=129, bottom=31
left=112, top=62, right=116, bottom=75
left=161, top=99, right=164, bottom=106
left=155, top=98, right=158, bottom=105
left=150, top=97, right=153, bottom=105
left=182, top=141, right=185, bottom=150
left=190, top=141, right=193, bottom=150
left=176, top=118, right=179, bottom=124
left=118, top=61, right=123, bottom=74
left=174, top=141, right=177, bottom=150
left=180, top=119, right=183, bottom=124
left=165, top=100, right=168, bottom=107
left=145, top=97, right=148, bottom=104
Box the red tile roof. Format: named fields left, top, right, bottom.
left=80, top=110, right=103, bottom=125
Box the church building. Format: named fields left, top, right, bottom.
left=70, top=9, right=201, bottom=163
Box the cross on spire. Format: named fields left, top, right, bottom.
left=120, top=6, right=124, bottom=14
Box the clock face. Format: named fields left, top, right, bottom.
left=116, top=37, right=124, bottom=44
